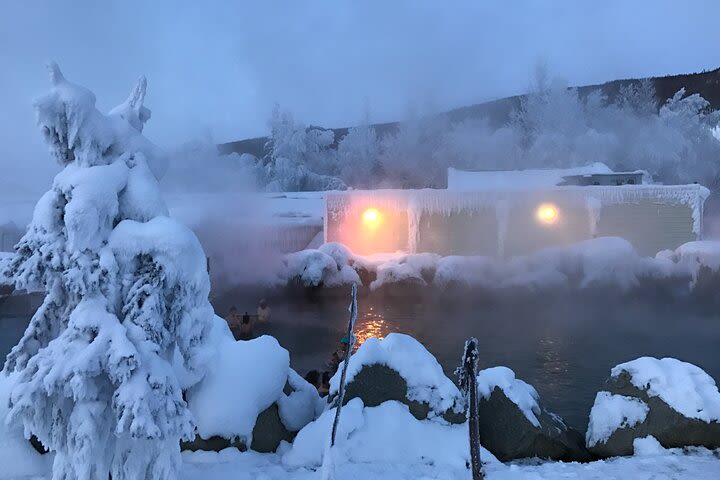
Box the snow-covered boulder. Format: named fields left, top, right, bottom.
left=184, top=320, right=323, bottom=453
left=329, top=333, right=464, bottom=422
left=283, top=242, right=360, bottom=289
left=283, top=398, right=499, bottom=470
left=369, top=253, right=440, bottom=295
left=587, top=357, right=720, bottom=457
left=476, top=366, right=590, bottom=462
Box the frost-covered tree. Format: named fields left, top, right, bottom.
left=264, top=105, right=345, bottom=191
left=378, top=114, right=449, bottom=188
left=337, top=124, right=379, bottom=189
left=2, top=64, right=215, bottom=480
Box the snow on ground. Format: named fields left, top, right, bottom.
left=477, top=366, right=541, bottom=427
left=179, top=448, right=720, bottom=480
left=586, top=392, right=649, bottom=448
left=611, top=357, right=720, bottom=422
left=328, top=334, right=461, bottom=414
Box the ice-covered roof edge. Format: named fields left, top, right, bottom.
left=326, top=184, right=710, bottom=238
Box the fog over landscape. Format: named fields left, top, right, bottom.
left=2, top=0, right=720, bottom=193
left=3, top=3, right=720, bottom=480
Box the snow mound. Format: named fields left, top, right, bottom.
left=0, top=372, right=53, bottom=478
left=283, top=399, right=498, bottom=469
left=278, top=369, right=325, bottom=432
left=586, top=392, right=649, bottom=447
left=187, top=323, right=322, bottom=443
left=611, top=357, right=720, bottom=422
left=370, top=253, right=440, bottom=290
left=187, top=333, right=290, bottom=441
left=476, top=366, right=541, bottom=427
left=284, top=244, right=360, bottom=287
left=633, top=435, right=667, bottom=456
left=329, top=333, right=461, bottom=413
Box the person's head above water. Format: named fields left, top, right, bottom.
left=259, top=299, right=268, bottom=308
left=229, top=306, right=237, bottom=313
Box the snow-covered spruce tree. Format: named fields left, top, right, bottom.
left=3, top=64, right=214, bottom=480
left=263, top=104, right=345, bottom=191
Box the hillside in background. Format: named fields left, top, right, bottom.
left=219, top=67, right=720, bottom=159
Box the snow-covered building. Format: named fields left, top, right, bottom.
left=325, top=165, right=709, bottom=257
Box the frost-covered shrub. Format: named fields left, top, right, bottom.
left=2, top=64, right=215, bottom=480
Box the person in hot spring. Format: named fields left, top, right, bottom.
left=257, top=298, right=271, bottom=323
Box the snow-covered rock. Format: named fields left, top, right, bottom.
left=476, top=366, right=590, bottom=462
left=283, top=242, right=360, bottom=288
left=329, top=333, right=464, bottom=420
left=282, top=398, right=499, bottom=470
left=276, top=237, right=720, bottom=296
left=587, top=357, right=720, bottom=457
left=185, top=320, right=323, bottom=453
left=587, top=392, right=649, bottom=449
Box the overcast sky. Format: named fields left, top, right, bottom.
left=1, top=0, right=719, bottom=192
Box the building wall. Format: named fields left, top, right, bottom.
left=596, top=202, right=695, bottom=256
left=325, top=189, right=703, bottom=257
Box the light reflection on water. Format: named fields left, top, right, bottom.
left=353, top=306, right=399, bottom=350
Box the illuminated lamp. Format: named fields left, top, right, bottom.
left=536, top=203, right=559, bottom=225
left=362, top=208, right=382, bottom=229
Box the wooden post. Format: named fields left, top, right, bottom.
left=458, top=337, right=484, bottom=480
left=330, top=283, right=358, bottom=447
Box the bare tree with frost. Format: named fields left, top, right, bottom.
left=2, top=64, right=214, bottom=480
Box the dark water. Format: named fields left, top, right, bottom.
left=3, top=289, right=720, bottom=432
left=215, top=288, right=720, bottom=432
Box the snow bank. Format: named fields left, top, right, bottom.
left=476, top=366, right=541, bottom=427
left=611, top=357, right=720, bottom=422
left=283, top=399, right=498, bottom=469
left=329, top=333, right=461, bottom=414
left=586, top=392, right=649, bottom=447
left=0, top=372, right=53, bottom=478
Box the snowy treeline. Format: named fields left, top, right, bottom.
left=1, top=65, right=215, bottom=480
left=191, top=72, right=720, bottom=193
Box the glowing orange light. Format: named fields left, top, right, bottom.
left=362, top=208, right=382, bottom=229
left=536, top=203, right=559, bottom=225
